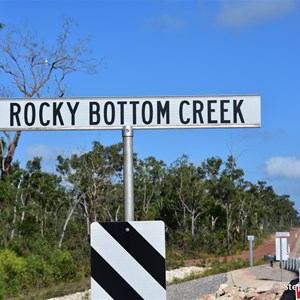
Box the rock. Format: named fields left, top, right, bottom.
left=218, top=294, right=243, bottom=300
left=200, top=281, right=286, bottom=300
left=244, top=289, right=258, bottom=299
left=243, top=287, right=256, bottom=293
left=223, top=286, right=239, bottom=294
left=166, top=266, right=207, bottom=284
left=198, top=294, right=216, bottom=300
left=216, top=287, right=226, bottom=297
left=256, top=286, right=271, bottom=293
left=49, top=290, right=91, bottom=300
left=220, top=283, right=229, bottom=290
left=238, top=291, right=247, bottom=299
left=217, top=283, right=235, bottom=296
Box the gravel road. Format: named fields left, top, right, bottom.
left=166, top=273, right=227, bottom=300
left=49, top=272, right=227, bottom=300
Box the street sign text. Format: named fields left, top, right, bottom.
left=0, top=95, right=261, bottom=131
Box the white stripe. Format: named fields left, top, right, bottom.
left=91, top=278, right=114, bottom=300
left=129, top=221, right=165, bottom=257
left=91, top=222, right=166, bottom=300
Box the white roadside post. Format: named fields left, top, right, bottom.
left=276, top=232, right=290, bottom=282
left=247, top=235, right=254, bottom=267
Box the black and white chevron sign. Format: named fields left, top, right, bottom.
left=91, top=221, right=166, bottom=300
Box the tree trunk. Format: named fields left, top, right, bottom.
left=115, top=205, right=120, bottom=221
left=211, top=216, right=219, bottom=231
left=58, top=200, right=78, bottom=248
left=83, top=199, right=90, bottom=237
left=10, top=178, right=23, bottom=240
left=191, top=212, right=195, bottom=240
left=10, top=204, right=17, bottom=241
left=2, top=131, right=22, bottom=177
left=226, top=206, right=231, bottom=256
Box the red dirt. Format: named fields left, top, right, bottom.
left=184, top=228, right=300, bottom=267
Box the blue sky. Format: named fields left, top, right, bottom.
left=1, top=0, right=300, bottom=211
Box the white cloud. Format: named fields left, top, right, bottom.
left=265, top=156, right=300, bottom=179
left=145, top=14, right=185, bottom=32
left=23, top=144, right=59, bottom=172
left=24, top=144, right=57, bottom=162
left=24, top=144, right=83, bottom=162
left=23, top=144, right=83, bottom=172
left=217, top=0, right=296, bottom=28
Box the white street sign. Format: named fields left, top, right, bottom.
left=276, top=232, right=290, bottom=237
left=247, top=235, right=254, bottom=241
left=0, top=95, right=261, bottom=131
left=276, top=237, right=288, bottom=261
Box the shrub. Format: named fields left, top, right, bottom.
left=26, top=255, right=52, bottom=288
left=0, top=271, right=5, bottom=300
left=0, top=249, right=27, bottom=297
left=50, top=249, right=76, bottom=282
left=166, top=247, right=185, bottom=270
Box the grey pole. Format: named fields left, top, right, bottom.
left=249, top=239, right=253, bottom=267
left=122, top=126, right=134, bottom=221
left=280, top=238, right=283, bottom=281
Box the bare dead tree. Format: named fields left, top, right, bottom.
left=0, top=18, right=98, bottom=178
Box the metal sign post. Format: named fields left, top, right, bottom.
left=123, top=126, right=134, bottom=221
left=280, top=238, right=283, bottom=281
left=247, top=235, right=254, bottom=267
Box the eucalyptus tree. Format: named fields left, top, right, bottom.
left=134, top=156, right=166, bottom=220
left=270, top=194, right=298, bottom=230
left=0, top=19, right=97, bottom=179
left=162, top=155, right=210, bottom=243
left=203, top=155, right=245, bottom=255
left=0, top=161, right=22, bottom=247
left=201, top=157, right=223, bottom=231
left=17, top=158, right=67, bottom=241
left=56, top=141, right=123, bottom=237
left=0, top=156, right=67, bottom=251
left=236, top=182, right=257, bottom=245
left=221, top=156, right=247, bottom=254
left=248, top=181, right=280, bottom=232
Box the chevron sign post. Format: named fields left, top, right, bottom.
left=91, top=221, right=166, bottom=300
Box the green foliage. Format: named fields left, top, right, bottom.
left=0, top=272, right=5, bottom=300
left=0, top=248, right=81, bottom=297
left=9, top=236, right=53, bottom=260
left=203, top=258, right=249, bottom=276
left=0, top=249, right=27, bottom=297
left=166, top=247, right=185, bottom=270
left=25, top=255, right=52, bottom=289
left=50, top=249, right=77, bottom=282
left=134, top=156, right=166, bottom=220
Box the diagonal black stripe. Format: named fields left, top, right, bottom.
left=101, top=222, right=166, bottom=289
left=91, top=246, right=143, bottom=300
